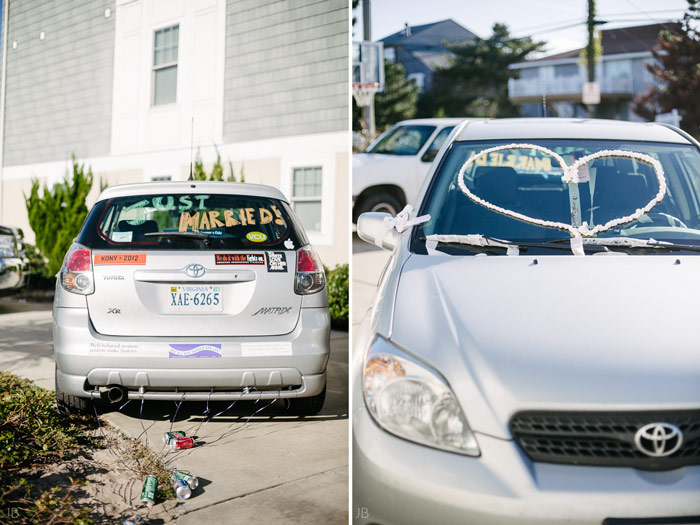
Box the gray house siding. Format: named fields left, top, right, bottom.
left=223, top=0, right=348, bottom=142
left=3, top=0, right=115, bottom=166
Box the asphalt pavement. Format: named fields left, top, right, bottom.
left=0, top=298, right=348, bottom=524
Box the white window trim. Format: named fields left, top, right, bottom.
left=151, top=24, right=180, bottom=106
left=281, top=157, right=334, bottom=247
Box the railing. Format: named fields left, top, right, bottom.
left=509, top=73, right=634, bottom=98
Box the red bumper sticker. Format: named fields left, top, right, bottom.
left=94, top=253, right=147, bottom=265
left=215, top=253, right=265, bottom=265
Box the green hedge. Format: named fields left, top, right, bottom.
left=325, top=264, right=348, bottom=330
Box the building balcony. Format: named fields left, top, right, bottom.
left=508, top=74, right=635, bottom=104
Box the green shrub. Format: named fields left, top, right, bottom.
left=22, top=242, right=52, bottom=282
left=0, top=372, right=90, bottom=475
left=325, top=264, right=349, bottom=330
left=193, top=145, right=244, bottom=182
left=25, top=156, right=93, bottom=276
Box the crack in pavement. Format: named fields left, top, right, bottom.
left=177, top=464, right=348, bottom=517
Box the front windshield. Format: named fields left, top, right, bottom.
left=366, top=125, right=436, bottom=155
left=413, top=139, right=700, bottom=255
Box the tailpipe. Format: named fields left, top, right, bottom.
left=101, top=385, right=127, bottom=405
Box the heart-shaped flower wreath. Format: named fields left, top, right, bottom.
left=456, top=143, right=667, bottom=238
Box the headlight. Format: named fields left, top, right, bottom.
left=362, top=338, right=480, bottom=456
left=0, top=235, right=15, bottom=257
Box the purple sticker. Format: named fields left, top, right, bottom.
left=169, top=343, right=222, bottom=358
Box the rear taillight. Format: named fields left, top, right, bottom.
left=60, top=244, right=94, bottom=294
left=295, top=246, right=325, bottom=295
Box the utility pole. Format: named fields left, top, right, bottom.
left=362, top=0, right=375, bottom=139
left=586, top=0, right=596, bottom=117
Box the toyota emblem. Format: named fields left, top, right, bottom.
left=185, top=263, right=206, bottom=278
left=634, top=422, right=683, bottom=457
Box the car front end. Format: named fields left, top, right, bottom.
left=353, top=119, right=700, bottom=523
left=0, top=225, right=27, bottom=297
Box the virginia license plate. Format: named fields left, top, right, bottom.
left=167, top=285, right=223, bottom=313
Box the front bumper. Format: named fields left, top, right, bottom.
left=353, top=391, right=700, bottom=525
left=54, top=306, right=330, bottom=400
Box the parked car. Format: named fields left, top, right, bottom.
left=354, top=118, right=700, bottom=523
left=0, top=225, right=27, bottom=296
left=54, top=181, right=329, bottom=416
left=352, top=118, right=465, bottom=221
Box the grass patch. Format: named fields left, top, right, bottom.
left=0, top=371, right=95, bottom=523
left=0, top=372, right=177, bottom=522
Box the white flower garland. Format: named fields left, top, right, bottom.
left=456, top=143, right=667, bottom=238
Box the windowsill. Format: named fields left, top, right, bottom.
left=150, top=102, right=179, bottom=111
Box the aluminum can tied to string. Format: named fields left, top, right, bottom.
left=172, top=478, right=192, bottom=500
left=163, top=431, right=187, bottom=444
left=140, top=475, right=158, bottom=506
left=169, top=436, right=195, bottom=450
left=174, top=471, right=199, bottom=490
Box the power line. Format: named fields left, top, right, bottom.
left=511, top=8, right=685, bottom=37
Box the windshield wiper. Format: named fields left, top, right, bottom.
left=422, top=234, right=600, bottom=255
left=543, top=237, right=700, bottom=253
left=423, top=233, right=700, bottom=255
left=144, top=231, right=211, bottom=242
left=422, top=234, right=548, bottom=255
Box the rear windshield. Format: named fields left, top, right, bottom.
left=78, top=193, right=306, bottom=250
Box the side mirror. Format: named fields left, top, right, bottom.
left=357, top=212, right=398, bottom=251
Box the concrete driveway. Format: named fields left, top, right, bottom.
left=0, top=299, right=348, bottom=524
left=351, top=233, right=391, bottom=341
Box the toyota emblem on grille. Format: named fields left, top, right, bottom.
left=185, top=264, right=206, bottom=278
left=634, top=423, right=683, bottom=457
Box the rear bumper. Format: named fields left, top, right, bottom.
left=0, top=257, right=25, bottom=296
left=53, top=306, right=330, bottom=399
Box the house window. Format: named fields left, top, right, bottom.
left=291, top=167, right=323, bottom=232
left=407, top=72, right=425, bottom=92
left=153, top=25, right=179, bottom=105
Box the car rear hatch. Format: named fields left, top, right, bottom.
left=79, top=190, right=305, bottom=337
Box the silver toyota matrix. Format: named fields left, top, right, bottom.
left=54, top=181, right=329, bottom=416
left=354, top=119, right=700, bottom=524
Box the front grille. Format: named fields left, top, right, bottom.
left=510, top=410, right=700, bottom=470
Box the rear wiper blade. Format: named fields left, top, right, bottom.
left=544, top=237, right=700, bottom=253
left=144, top=231, right=211, bottom=241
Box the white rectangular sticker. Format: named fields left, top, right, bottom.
left=241, top=342, right=292, bottom=357
left=111, top=231, right=133, bottom=242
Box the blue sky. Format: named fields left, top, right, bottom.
left=355, top=0, right=690, bottom=57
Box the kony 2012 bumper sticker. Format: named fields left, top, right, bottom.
left=266, top=252, right=287, bottom=272
left=94, top=253, right=147, bottom=265
left=214, top=253, right=265, bottom=265
left=168, top=343, right=222, bottom=358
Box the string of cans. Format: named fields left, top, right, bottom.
left=116, top=388, right=283, bottom=524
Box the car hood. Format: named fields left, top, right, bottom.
left=390, top=254, right=700, bottom=439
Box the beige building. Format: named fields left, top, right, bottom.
left=0, top=0, right=349, bottom=267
